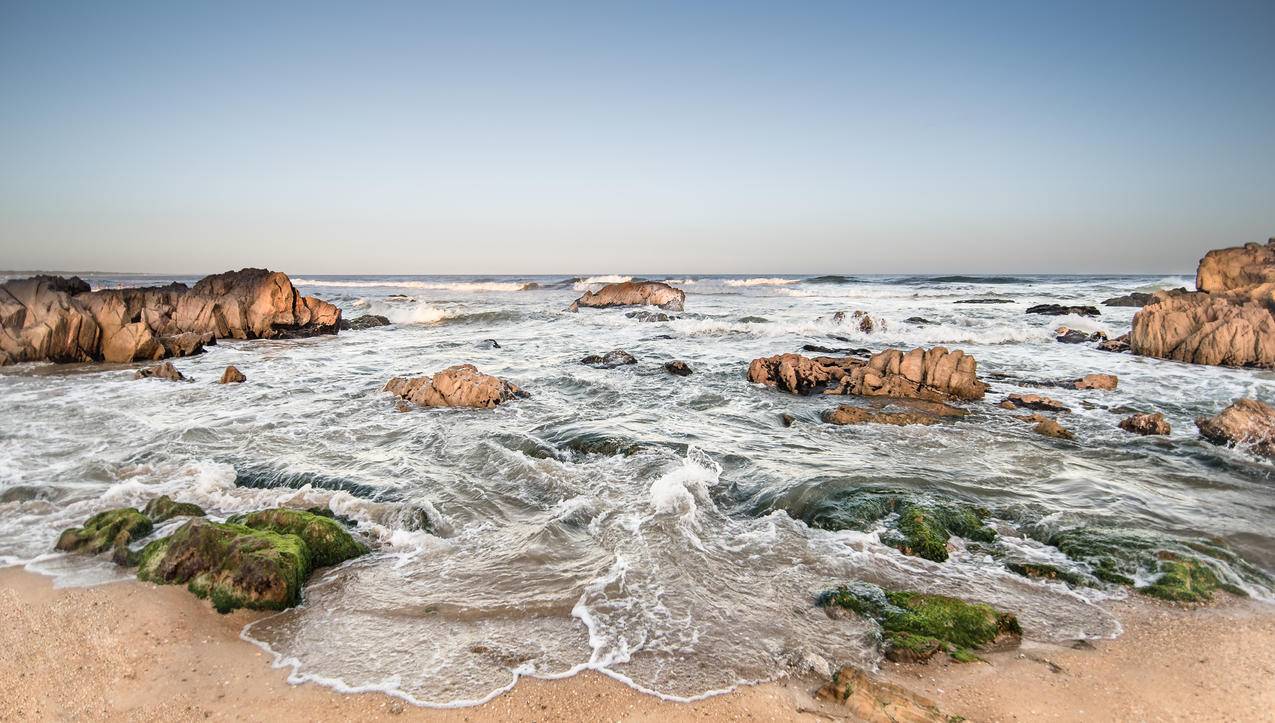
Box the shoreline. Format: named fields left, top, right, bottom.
left=4, top=567, right=1275, bottom=721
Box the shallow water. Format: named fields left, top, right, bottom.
left=2, top=272, right=1273, bottom=704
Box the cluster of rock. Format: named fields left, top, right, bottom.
left=567, top=281, right=685, bottom=312
left=1132, top=239, right=1275, bottom=367
left=0, top=269, right=340, bottom=365
left=385, top=364, right=527, bottom=410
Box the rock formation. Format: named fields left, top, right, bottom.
left=1119, top=412, right=1171, bottom=436
left=385, top=364, right=527, bottom=409
left=1131, top=239, right=1275, bottom=367
left=1102, top=288, right=1188, bottom=307
left=822, top=404, right=954, bottom=426
left=748, top=347, right=987, bottom=402
left=567, top=281, right=685, bottom=312
left=747, top=353, right=843, bottom=395
left=0, top=268, right=340, bottom=365
left=1195, top=398, right=1275, bottom=457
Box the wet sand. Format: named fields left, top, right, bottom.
left=2, top=566, right=1273, bottom=722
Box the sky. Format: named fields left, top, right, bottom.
left=1, top=0, right=1272, bottom=275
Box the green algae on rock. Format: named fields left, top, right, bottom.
left=137, top=518, right=312, bottom=613
left=1005, top=561, right=1091, bottom=587
left=142, top=495, right=206, bottom=522
left=227, top=508, right=367, bottom=567
left=1140, top=557, right=1221, bottom=602
left=819, top=582, right=1021, bottom=663
left=55, top=508, right=153, bottom=555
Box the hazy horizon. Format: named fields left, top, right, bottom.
left=2, top=1, right=1272, bottom=275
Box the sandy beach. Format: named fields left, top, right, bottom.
left=3, top=566, right=1273, bottom=722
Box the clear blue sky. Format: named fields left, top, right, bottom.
left=1, top=0, right=1272, bottom=274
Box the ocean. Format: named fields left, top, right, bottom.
left=1, top=271, right=1272, bottom=706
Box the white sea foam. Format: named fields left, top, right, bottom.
left=722, top=277, right=799, bottom=287
left=293, top=278, right=532, bottom=292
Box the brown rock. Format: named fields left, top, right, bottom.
left=1195, top=398, right=1275, bottom=457
left=1072, top=373, right=1118, bottom=391
left=1119, top=412, right=1171, bottom=436
left=0, top=269, right=339, bottom=366
left=135, top=362, right=186, bottom=382
left=1097, top=332, right=1131, bottom=353
left=1033, top=418, right=1075, bottom=440
left=1196, top=239, right=1275, bottom=298
left=220, top=365, right=247, bottom=384
left=385, top=364, right=527, bottom=409
left=999, top=400, right=1017, bottom=410
left=747, top=353, right=842, bottom=395
left=822, top=404, right=948, bottom=426
left=831, top=347, right=988, bottom=401
left=581, top=350, right=638, bottom=368
left=817, top=667, right=948, bottom=722
left=1005, top=393, right=1070, bottom=412
left=567, top=281, right=685, bottom=312
left=664, top=360, right=692, bottom=376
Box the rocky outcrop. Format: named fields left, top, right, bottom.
left=664, top=360, right=692, bottom=376
left=1102, top=288, right=1188, bottom=307
left=1120, top=412, right=1171, bottom=436
left=1132, top=239, right=1275, bottom=367
left=135, top=362, right=186, bottom=382
left=219, top=365, right=246, bottom=384
left=581, top=350, right=637, bottom=368
left=1026, top=304, right=1100, bottom=317
left=747, top=353, right=842, bottom=395
left=1195, top=398, right=1275, bottom=457
left=0, top=269, right=340, bottom=366
left=748, top=347, right=987, bottom=402
left=385, top=364, right=527, bottom=409
left=567, top=281, right=685, bottom=312
left=339, top=314, right=390, bottom=330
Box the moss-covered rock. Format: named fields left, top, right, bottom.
left=1005, top=561, right=1090, bottom=587
left=55, top=508, right=153, bottom=555
left=137, top=518, right=311, bottom=613
left=142, top=495, right=206, bottom=522
left=1141, top=557, right=1220, bottom=603
left=227, top=508, right=367, bottom=567
left=819, top=583, right=1021, bottom=663
left=887, top=503, right=997, bottom=563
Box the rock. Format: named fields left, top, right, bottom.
left=143, top=495, right=206, bottom=522
left=1140, top=557, right=1220, bottom=603
left=567, top=281, right=685, bottom=312
left=1195, top=398, right=1275, bottom=457
left=829, top=347, right=988, bottom=402
left=738, top=315, right=768, bottom=323
left=1026, top=304, right=1100, bottom=317
left=0, top=269, right=340, bottom=366
left=780, top=413, right=796, bottom=427
left=135, top=362, right=186, bottom=382
left=1005, top=393, right=1070, bottom=412
left=625, top=310, right=674, bottom=322
left=477, top=338, right=502, bottom=349
left=385, top=364, right=527, bottom=409
left=747, top=353, right=840, bottom=395
left=1032, top=418, right=1075, bottom=440
left=226, top=508, right=368, bottom=568
left=1056, top=329, right=1091, bottom=344
left=1097, top=332, right=1131, bottom=352
left=822, top=405, right=940, bottom=426
left=664, top=360, right=692, bottom=376
left=905, top=316, right=933, bottom=325
left=801, top=344, right=870, bottom=355
left=339, top=314, right=390, bottom=330
left=219, top=365, right=246, bottom=384
left=819, top=584, right=1021, bottom=663
left=998, top=400, right=1017, bottom=410
left=830, top=311, right=846, bottom=324
left=1102, top=289, right=1188, bottom=307
left=1072, top=373, right=1117, bottom=391
left=851, top=310, right=878, bottom=333
left=1131, top=240, right=1275, bottom=367
left=1119, top=412, right=1171, bottom=436
left=581, top=350, right=638, bottom=368
left=136, top=518, right=312, bottom=613
left=816, top=666, right=949, bottom=722
left=955, top=298, right=1014, bottom=304
left=55, top=508, right=153, bottom=555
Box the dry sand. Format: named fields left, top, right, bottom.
left=2, top=566, right=1274, bottom=722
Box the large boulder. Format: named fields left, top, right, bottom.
left=385, top=364, right=527, bottom=409
left=0, top=269, right=340, bottom=365
left=829, top=347, right=988, bottom=402
left=1195, top=398, right=1275, bottom=457
left=567, top=281, right=685, bottom=312
left=1132, top=239, right=1275, bottom=367
left=226, top=508, right=368, bottom=568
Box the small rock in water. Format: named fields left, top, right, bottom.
left=780, top=413, right=796, bottom=427
left=955, top=298, right=1014, bottom=304
left=1026, top=303, right=1100, bottom=317
left=339, top=314, right=391, bottom=330
left=477, top=338, right=502, bottom=349
left=1071, top=373, right=1117, bottom=391
left=385, top=365, right=528, bottom=409
left=1033, top=418, right=1075, bottom=440
left=135, top=362, right=186, bottom=382
left=1005, top=393, right=1070, bottom=412
left=1119, top=412, right=1171, bottom=436
left=1195, top=398, right=1275, bottom=457
left=581, top=350, right=637, bottom=368
left=219, top=365, right=246, bottom=384
left=664, top=360, right=692, bottom=376
left=626, top=310, right=674, bottom=323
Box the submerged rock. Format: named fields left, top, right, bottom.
left=822, top=400, right=965, bottom=427
left=134, top=362, right=186, bottom=382
left=1005, top=562, right=1089, bottom=586
left=143, top=495, right=206, bottom=522
left=0, top=268, right=340, bottom=365
left=955, top=298, right=1014, bottom=304
left=1141, top=557, right=1221, bottom=603
left=339, top=314, right=390, bottom=330
left=816, top=666, right=950, bottom=722
left=1119, top=412, right=1171, bottom=436
left=663, top=360, right=692, bottom=376
left=385, top=364, right=527, bottom=409
left=626, top=310, right=675, bottom=322
left=1031, top=417, right=1075, bottom=440
left=819, top=583, right=1021, bottom=663
left=137, top=518, right=312, bottom=613
left=219, top=365, right=246, bottom=384
left=1026, top=304, right=1100, bottom=317
left=581, top=350, right=638, bottom=368
left=477, top=338, right=502, bottom=349
left=1131, top=239, right=1275, bottom=367
left=567, top=281, right=685, bottom=312
left=1195, top=398, right=1275, bottom=457
left=227, top=508, right=368, bottom=568
left=55, top=508, right=153, bottom=555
